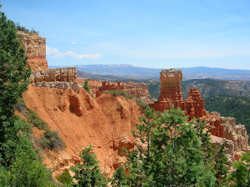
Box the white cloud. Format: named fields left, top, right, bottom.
left=46, top=46, right=101, bottom=59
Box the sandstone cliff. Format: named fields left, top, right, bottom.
left=17, top=31, right=48, bottom=71
left=84, top=80, right=151, bottom=103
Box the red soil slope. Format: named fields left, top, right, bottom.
left=23, top=85, right=141, bottom=175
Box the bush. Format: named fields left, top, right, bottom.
left=16, top=23, right=38, bottom=34
left=84, top=80, right=90, bottom=93
left=39, top=131, right=65, bottom=151
left=15, top=98, right=48, bottom=130
left=56, top=169, right=72, bottom=185
left=27, top=110, right=49, bottom=130
left=71, top=146, right=108, bottom=186
left=106, top=90, right=133, bottom=99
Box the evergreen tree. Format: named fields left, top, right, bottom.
left=84, top=80, right=90, bottom=93
left=72, top=146, right=108, bottom=187
left=0, top=6, right=52, bottom=186
left=116, top=107, right=216, bottom=186
left=213, top=144, right=229, bottom=186
left=228, top=152, right=250, bottom=186
left=0, top=6, right=31, bottom=166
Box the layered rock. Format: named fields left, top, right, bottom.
left=184, top=88, right=207, bottom=119
left=30, top=67, right=77, bottom=83
left=90, top=80, right=151, bottom=103
left=17, top=31, right=48, bottom=71
left=205, top=112, right=249, bottom=152
left=150, top=69, right=206, bottom=119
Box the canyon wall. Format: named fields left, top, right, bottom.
left=88, top=80, right=151, bottom=103
left=30, top=67, right=77, bottom=83
left=17, top=31, right=48, bottom=71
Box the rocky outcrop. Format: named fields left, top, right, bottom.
left=150, top=69, right=207, bottom=119
left=150, top=69, right=184, bottom=111
left=221, top=116, right=249, bottom=152
left=30, top=67, right=77, bottom=83
left=150, top=69, right=249, bottom=160
left=184, top=88, right=207, bottom=119
left=69, top=95, right=82, bottom=116
left=123, top=82, right=151, bottom=103
left=205, top=112, right=249, bottom=160
left=87, top=80, right=151, bottom=103
left=17, top=31, right=48, bottom=71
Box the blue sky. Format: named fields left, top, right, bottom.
left=2, top=0, right=250, bottom=69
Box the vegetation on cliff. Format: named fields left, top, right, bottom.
left=0, top=7, right=53, bottom=185
left=61, top=108, right=250, bottom=186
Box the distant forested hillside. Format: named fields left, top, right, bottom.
left=147, top=79, right=250, bottom=140
left=204, top=95, right=250, bottom=135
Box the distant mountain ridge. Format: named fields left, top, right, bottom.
left=72, top=65, right=250, bottom=81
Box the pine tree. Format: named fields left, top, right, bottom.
left=116, top=107, right=216, bottom=186
left=72, top=146, right=108, bottom=187
left=84, top=80, right=90, bottom=93
left=228, top=152, right=250, bottom=186
left=0, top=7, right=31, bottom=166
left=213, top=144, right=229, bottom=186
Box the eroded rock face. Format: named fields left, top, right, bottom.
left=90, top=80, right=151, bottom=103
left=150, top=69, right=184, bottom=111
left=184, top=88, right=207, bottom=119
left=206, top=112, right=249, bottom=157
left=30, top=67, right=77, bottom=83
left=17, top=31, right=48, bottom=71
left=150, top=69, right=207, bottom=119
left=69, top=95, right=82, bottom=116
left=23, top=85, right=142, bottom=175
left=221, top=116, right=249, bottom=152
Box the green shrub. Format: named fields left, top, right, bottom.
left=39, top=131, right=65, bottom=151
left=15, top=98, right=48, bottom=130
left=16, top=23, right=38, bottom=34
left=106, top=90, right=133, bottom=99
left=26, top=110, right=48, bottom=130
left=84, top=80, right=90, bottom=93
left=56, top=169, right=72, bottom=185
left=71, top=146, right=108, bottom=186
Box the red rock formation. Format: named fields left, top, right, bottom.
left=90, top=80, right=151, bottom=103
left=23, top=85, right=141, bottom=175
left=150, top=69, right=184, bottom=111
left=69, top=94, right=82, bottom=116
left=150, top=69, right=206, bottom=119
left=17, top=31, right=48, bottom=71
left=30, top=67, right=77, bottom=83
left=96, top=81, right=124, bottom=97
left=184, top=88, right=207, bottom=119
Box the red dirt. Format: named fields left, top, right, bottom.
left=23, top=85, right=141, bottom=175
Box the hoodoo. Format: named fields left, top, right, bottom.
left=150, top=69, right=206, bottom=119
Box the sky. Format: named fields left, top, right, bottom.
left=1, top=0, right=250, bottom=70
